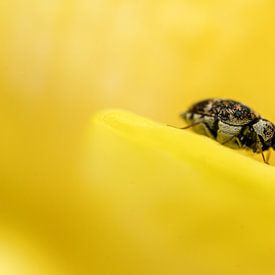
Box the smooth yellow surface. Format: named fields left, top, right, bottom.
left=1, top=0, right=275, bottom=274
left=0, top=226, right=61, bottom=274
left=86, top=109, right=275, bottom=275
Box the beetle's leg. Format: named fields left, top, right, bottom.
left=235, top=138, right=242, bottom=148
left=179, top=121, right=203, bottom=129
left=185, top=121, right=215, bottom=138
left=266, top=148, right=272, bottom=164
left=168, top=121, right=214, bottom=138
left=202, top=122, right=217, bottom=139
left=256, top=135, right=268, bottom=164
left=261, top=151, right=267, bottom=164
left=258, top=144, right=268, bottom=164
left=221, top=135, right=235, bottom=145
left=221, top=135, right=242, bottom=148
left=167, top=120, right=203, bottom=130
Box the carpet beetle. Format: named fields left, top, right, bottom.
left=180, top=98, right=275, bottom=164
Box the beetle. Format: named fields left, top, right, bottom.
left=179, top=98, right=275, bottom=164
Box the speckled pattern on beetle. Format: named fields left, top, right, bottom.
left=181, top=98, right=275, bottom=163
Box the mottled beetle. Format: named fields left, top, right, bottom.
left=180, top=98, right=275, bottom=164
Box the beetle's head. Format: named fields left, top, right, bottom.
left=253, top=119, right=275, bottom=149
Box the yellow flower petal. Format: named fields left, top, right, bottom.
left=84, top=109, right=275, bottom=275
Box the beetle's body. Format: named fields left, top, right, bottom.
left=181, top=99, right=275, bottom=158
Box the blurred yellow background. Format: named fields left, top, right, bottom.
left=1, top=0, right=275, bottom=273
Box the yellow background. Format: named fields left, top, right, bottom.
left=1, top=0, right=275, bottom=273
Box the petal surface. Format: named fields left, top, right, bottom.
left=84, top=109, right=275, bottom=275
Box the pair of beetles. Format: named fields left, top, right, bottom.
left=179, top=98, right=275, bottom=164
